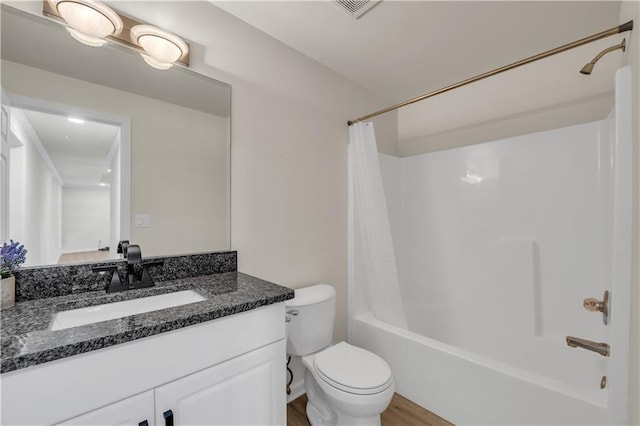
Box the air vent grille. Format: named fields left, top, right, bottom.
left=334, top=0, right=381, bottom=19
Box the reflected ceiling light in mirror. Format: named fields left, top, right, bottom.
left=49, top=0, right=123, bottom=47
left=68, top=117, right=85, bottom=124
left=131, top=25, right=189, bottom=70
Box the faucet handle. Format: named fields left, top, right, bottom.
left=583, top=290, right=609, bottom=325
left=117, top=240, right=130, bottom=258
left=566, top=336, right=610, bottom=357
left=127, top=245, right=142, bottom=264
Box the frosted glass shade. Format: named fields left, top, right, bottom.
left=131, top=25, right=188, bottom=69
left=66, top=27, right=107, bottom=47
left=51, top=0, right=123, bottom=41
left=140, top=54, right=174, bottom=70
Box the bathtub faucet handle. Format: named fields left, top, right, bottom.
left=583, top=290, right=609, bottom=325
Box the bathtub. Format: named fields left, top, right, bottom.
left=350, top=311, right=616, bottom=425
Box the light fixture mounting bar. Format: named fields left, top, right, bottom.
left=42, top=0, right=190, bottom=67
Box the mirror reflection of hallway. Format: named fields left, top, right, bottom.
left=7, top=107, right=121, bottom=266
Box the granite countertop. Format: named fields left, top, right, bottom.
left=1, top=272, right=294, bottom=374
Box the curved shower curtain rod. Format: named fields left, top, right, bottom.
left=347, top=20, right=633, bottom=126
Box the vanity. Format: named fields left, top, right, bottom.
left=1, top=251, right=294, bottom=425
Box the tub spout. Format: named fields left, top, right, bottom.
left=566, top=336, right=610, bottom=357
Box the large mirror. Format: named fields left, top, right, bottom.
left=0, top=4, right=231, bottom=267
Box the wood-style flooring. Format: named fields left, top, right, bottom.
left=58, top=250, right=111, bottom=264
left=287, top=393, right=454, bottom=426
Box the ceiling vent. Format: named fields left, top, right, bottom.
left=334, top=0, right=381, bottom=19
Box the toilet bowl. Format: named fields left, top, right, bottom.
left=286, top=284, right=394, bottom=425
left=302, top=342, right=395, bottom=425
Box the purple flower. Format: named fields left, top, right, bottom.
left=1, top=240, right=27, bottom=279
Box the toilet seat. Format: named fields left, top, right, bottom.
left=313, top=342, right=393, bottom=395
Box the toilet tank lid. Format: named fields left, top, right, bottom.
left=287, top=284, right=336, bottom=307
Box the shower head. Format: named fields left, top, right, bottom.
left=579, top=62, right=595, bottom=75
left=580, top=38, right=626, bottom=75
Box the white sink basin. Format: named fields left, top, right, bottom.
left=51, top=290, right=206, bottom=331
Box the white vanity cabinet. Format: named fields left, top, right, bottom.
left=2, top=303, right=287, bottom=426
left=154, top=341, right=283, bottom=425
left=56, top=391, right=155, bottom=426
left=57, top=341, right=284, bottom=426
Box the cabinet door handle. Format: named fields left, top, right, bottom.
left=138, top=421, right=149, bottom=426
left=163, top=410, right=174, bottom=426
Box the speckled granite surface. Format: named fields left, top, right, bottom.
left=14, top=251, right=237, bottom=302
left=1, top=272, right=293, bottom=373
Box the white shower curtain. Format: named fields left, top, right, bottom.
left=349, top=122, right=408, bottom=329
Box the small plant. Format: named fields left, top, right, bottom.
left=1, top=240, right=27, bottom=279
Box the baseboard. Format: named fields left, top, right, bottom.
left=287, top=380, right=305, bottom=403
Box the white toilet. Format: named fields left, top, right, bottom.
left=286, top=284, right=394, bottom=426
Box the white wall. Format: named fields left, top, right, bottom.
left=62, top=187, right=110, bottom=253
left=8, top=135, right=25, bottom=249
left=110, top=143, right=121, bottom=258
left=8, top=122, right=62, bottom=266
left=398, top=93, right=613, bottom=157
left=42, top=174, right=62, bottom=265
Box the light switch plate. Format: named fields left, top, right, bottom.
left=135, top=214, right=151, bottom=228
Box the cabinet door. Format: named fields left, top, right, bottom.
left=155, top=340, right=286, bottom=426
left=56, top=390, right=154, bottom=426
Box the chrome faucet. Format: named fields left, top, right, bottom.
left=566, top=336, right=610, bottom=357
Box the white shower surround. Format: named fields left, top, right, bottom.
left=348, top=67, right=632, bottom=424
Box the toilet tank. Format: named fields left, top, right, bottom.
left=285, top=284, right=336, bottom=356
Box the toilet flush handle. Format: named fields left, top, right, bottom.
left=285, top=309, right=299, bottom=322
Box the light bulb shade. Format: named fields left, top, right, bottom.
left=66, top=27, right=108, bottom=47
left=131, top=24, right=189, bottom=66
left=50, top=0, right=123, bottom=39
left=140, top=53, right=173, bottom=70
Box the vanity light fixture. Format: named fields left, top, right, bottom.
left=48, top=0, right=123, bottom=47
left=67, top=117, right=85, bottom=124
left=130, top=25, right=189, bottom=70
left=43, top=0, right=190, bottom=69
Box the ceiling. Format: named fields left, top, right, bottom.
left=18, top=109, right=119, bottom=187
left=213, top=1, right=624, bottom=141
